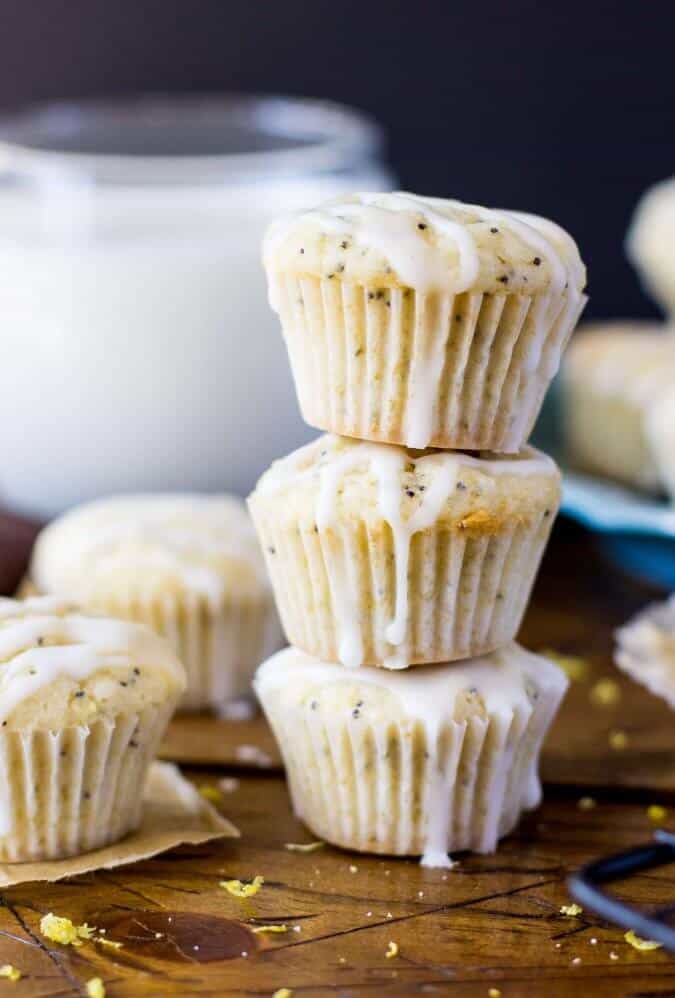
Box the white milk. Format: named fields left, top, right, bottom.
left=0, top=97, right=391, bottom=517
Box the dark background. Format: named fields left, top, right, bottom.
left=0, top=0, right=672, bottom=320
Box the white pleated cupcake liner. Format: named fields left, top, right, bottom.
left=257, top=652, right=567, bottom=857
left=63, top=590, right=281, bottom=714
left=270, top=273, right=585, bottom=451
left=251, top=507, right=554, bottom=667
left=0, top=702, right=175, bottom=862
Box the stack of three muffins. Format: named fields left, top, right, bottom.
left=250, top=192, right=587, bottom=866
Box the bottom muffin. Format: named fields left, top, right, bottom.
left=0, top=597, right=185, bottom=862
left=254, top=644, right=567, bottom=866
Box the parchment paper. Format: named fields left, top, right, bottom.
left=0, top=761, right=238, bottom=887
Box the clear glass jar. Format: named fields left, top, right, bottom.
left=0, top=95, right=392, bottom=517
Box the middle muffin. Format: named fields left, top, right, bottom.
left=249, top=434, right=560, bottom=669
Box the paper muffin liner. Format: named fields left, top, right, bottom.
left=31, top=586, right=282, bottom=714
left=0, top=702, right=176, bottom=862
left=270, top=273, right=585, bottom=451
left=256, top=648, right=567, bottom=859
left=251, top=506, right=554, bottom=668
left=615, top=595, right=675, bottom=709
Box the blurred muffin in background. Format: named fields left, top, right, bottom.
left=28, top=495, right=282, bottom=714
left=561, top=321, right=675, bottom=496
left=627, top=176, right=675, bottom=315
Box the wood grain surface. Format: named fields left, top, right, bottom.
left=1, top=514, right=674, bottom=996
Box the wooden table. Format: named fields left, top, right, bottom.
left=1, top=517, right=674, bottom=996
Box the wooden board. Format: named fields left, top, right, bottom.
left=1, top=513, right=675, bottom=995
left=0, top=770, right=673, bottom=996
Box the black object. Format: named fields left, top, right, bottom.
left=569, top=830, right=675, bottom=952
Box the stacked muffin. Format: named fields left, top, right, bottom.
left=250, top=192, right=587, bottom=865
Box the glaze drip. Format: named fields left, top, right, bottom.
left=262, top=436, right=555, bottom=668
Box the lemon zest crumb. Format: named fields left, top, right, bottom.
left=540, top=650, right=589, bottom=681
left=624, top=929, right=662, bottom=951
left=647, top=804, right=668, bottom=825
left=590, top=678, right=621, bottom=706
left=577, top=796, right=596, bottom=811
left=284, top=841, right=325, bottom=853
left=385, top=940, right=399, bottom=959
left=86, top=979, right=105, bottom=998
left=0, top=965, right=21, bottom=982
left=96, top=937, right=123, bottom=949
left=488, top=990, right=501, bottom=998
left=198, top=785, right=222, bottom=803
left=272, top=990, right=292, bottom=998
left=220, top=875, right=264, bottom=898
left=560, top=903, right=583, bottom=917
left=253, top=924, right=288, bottom=934
left=40, top=914, right=86, bottom=946
left=609, top=729, right=628, bottom=750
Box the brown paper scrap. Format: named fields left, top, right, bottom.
left=0, top=761, right=238, bottom=887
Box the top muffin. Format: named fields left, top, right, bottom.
left=263, top=192, right=586, bottom=451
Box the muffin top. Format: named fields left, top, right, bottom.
left=0, top=597, right=185, bottom=730
left=30, top=494, right=271, bottom=608
left=263, top=191, right=586, bottom=300
left=250, top=434, right=560, bottom=533
left=562, top=322, right=675, bottom=405
left=626, top=176, right=675, bottom=312
left=255, top=643, right=567, bottom=727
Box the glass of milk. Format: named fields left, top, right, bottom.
left=0, top=96, right=392, bottom=518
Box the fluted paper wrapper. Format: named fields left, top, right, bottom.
left=257, top=660, right=567, bottom=859
left=0, top=761, right=237, bottom=886
left=251, top=507, right=554, bottom=667
left=144, top=591, right=281, bottom=712
left=271, top=273, right=585, bottom=451
left=0, top=703, right=176, bottom=863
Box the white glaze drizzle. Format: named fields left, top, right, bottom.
left=264, top=190, right=583, bottom=300
left=258, top=436, right=555, bottom=668
left=31, top=494, right=268, bottom=608
left=264, top=192, right=585, bottom=448
left=255, top=644, right=567, bottom=866
left=0, top=597, right=184, bottom=724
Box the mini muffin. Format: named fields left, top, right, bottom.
left=626, top=176, right=675, bottom=314
left=255, top=644, right=567, bottom=864
left=615, top=596, right=675, bottom=709
left=263, top=191, right=586, bottom=452
left=561, top=322, right=675, bottom=493
left=249, top=434, right=560, bottom=668
left=0, top=596, right=185, bottom=861
left=28, top=495, right=282, bottom=713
